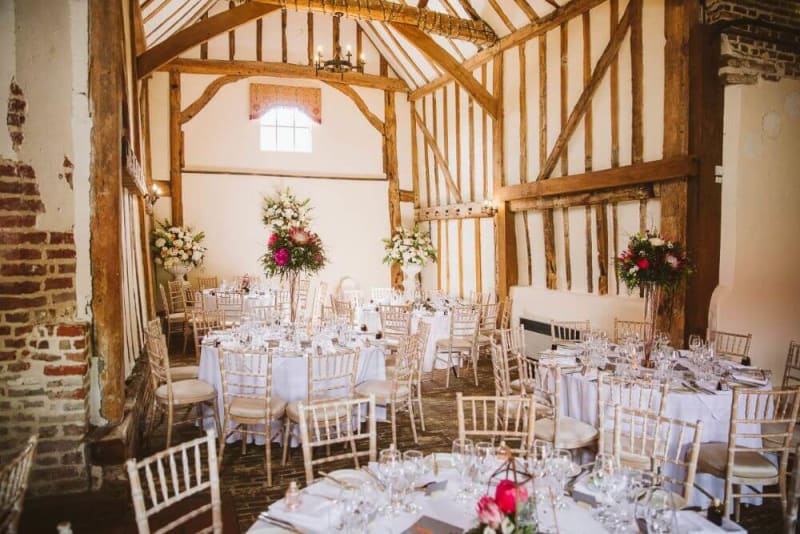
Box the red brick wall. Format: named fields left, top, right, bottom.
left=0, top=156, right=92, bottom=495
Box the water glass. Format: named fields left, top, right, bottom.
left=451, top=438, right=475, bottom=501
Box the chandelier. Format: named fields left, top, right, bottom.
left=314, top=15, right=366, bottom=78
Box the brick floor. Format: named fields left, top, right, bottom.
left=20, top=353, right=785, bottom=533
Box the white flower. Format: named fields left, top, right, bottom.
left=629, top=266, right=639, bottom=274
left=192, top=251, right=202, bottom=262
left=500, top=517, right=515, bottom=534
left=649, top=237, right=665, bottom=247
left=173, top=239, right=183, bottom=248
left=155, top=238, right=166, bottom=248
left=483, top=527, right=497, bottom=534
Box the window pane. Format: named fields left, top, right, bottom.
left=294, top=127, right=312, bottom=152
left=276, top=127, right=293, bottom=151
left=260, top=109, right=277, bottom=126
left=294, top=110, right=313, bottom=127
left=276, top=107, right=293, bottom=126
left=260, top=126, right=276, bottom=151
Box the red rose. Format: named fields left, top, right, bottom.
left=268, top=233, right=279, bottom=246
left=494, top=480, right=526, bottom=514
left=636, top=258, right=650, bottom=269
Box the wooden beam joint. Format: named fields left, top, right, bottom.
left=415, top=202, right=495, bottom=222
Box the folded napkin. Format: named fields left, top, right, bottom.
left=266, top=482, right=339, bottom=533
left=730, top=373, right=769, bottom=386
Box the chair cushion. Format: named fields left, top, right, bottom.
left=354, top=380, right=409, bottom=403
left=156, top=379, right=216, bottom=404
left=697, top=442, right=779, bottom=480
left=286, top=400, right=353, bottom=422
left=534, top=417, right=599, bottom=449
left=229, top=396, right=287, bottom=420
left=435, top=337, right=474, bottom=350
left=170, top=365, right=199, bottom=381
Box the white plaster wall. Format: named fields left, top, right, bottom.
left=712, top=78, right=800, bottom=380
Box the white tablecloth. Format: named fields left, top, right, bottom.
left=198, top=344, right=386, bottom=444
left=202, top=290, right=275, bottom=312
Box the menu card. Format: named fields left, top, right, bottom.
left=402, top=516, right=462, bottom=534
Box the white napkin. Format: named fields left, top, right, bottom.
left=731, top=373, right=769, bottom=386
left=266, top=482, right=339, bottom=533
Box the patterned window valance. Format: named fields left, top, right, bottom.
left=249, top=83, right=322, bottom=124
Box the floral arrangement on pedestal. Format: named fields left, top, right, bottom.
left=151, top=221, right=206, bottom=279
left=615, top=229, right=692, bottom=362
left=382, top=225, right=437, bottom=301
left=468, top=480, right=532, bottom=534
left=261, top=189, right=326, bottom=319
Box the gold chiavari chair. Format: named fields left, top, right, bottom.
left=781, top=341, right=800, bottom=388
left=371, top=287, right=394, bottom=302
left=294, top=278, right=311, bottom=320
left=596, top=373, right=670, bottom=461
left=468, top=291, right=496, bottom=305
left=144, top=323, right=220, bottom=447
left=331, top=297, right=354, bottom=324
left=311, top=281, right=328, bottom=323
left=355, top=334, right=421, bottom=446
left=613, top=318, right=652, bottom=344
left=456, top=393, right=537, bottom=455
left=413, top=321, right=431, bottom=431
left=498, top=297, right=513, bottom=330
left=147, top=318, right=198, bottom=380
left=611, top=405, right=703, bottom=508
left=550, top=319, right=591, bottom=346
left=434, top=305, right=480, bottom=388
left=273, top=289, right=291, bottom=321
left=341, top=288, right=362, bottom=307
left=281, top=348, right=360, bottom=465
left=218, top=349, right=287, bottom=486
left=697, top=387, right=800, bottom=521
left=215, top=291, right=244, bottom=326
left=380, top=304, right=412, bottom=352
left=495, top=330, right=552, bottom=418
left=490, top=341, right=513, bottom=397
left=297, top=395, right=377, bottom=485
left=160, top=284, right=192, bottom=355
left=0, top=435, right=37, bottom=534
left=531, top=362, right=598, bottom=452
left=126, top=430, right=222, bottom=534
left=195, top=276, right=219, bottom=291
left=190, top=311, right=223, bottom=363
left=250, top=305, right=280, bottom=326
left=708, top=329, right=753, bottom=362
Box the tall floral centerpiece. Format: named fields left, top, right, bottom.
left=615, top=230, right=692, bottom=365
left=383, top=225, right=437, bottom=302
left=152, top=221, right=207, bottom=280
left=261, top=189, right=326, bottom=321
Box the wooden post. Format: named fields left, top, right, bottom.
left=307, top=14, right=314, bottom=64
left=384, top=89, right=402, bottom=288
left=140, top=77, right=156, bottom=318
left=169, top=69, right=183, bottom=225
left=660, top=0, right=695, bottom=345
left=89, top=0, right=125, bottom=424
left=281, top=9, right=288, bottom=63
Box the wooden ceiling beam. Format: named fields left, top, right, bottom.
left=137, top=2, right=280, bottom=78
left=162, top=57, right=409, bottom=92
left=391, top=23, right=498, bottom=118
left=496, top=156, right=698, bottom=202
left=251, top=0, right=497, bottom=45
left=180, top=74, right=245, bottom=124
left=410, top=0, right=606, bottom=100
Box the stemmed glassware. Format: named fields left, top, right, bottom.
left=545, top=448, right=574, bottom=509
left=473, top=442, right=495, bottom=494
left=451, top=438, right=475, bottom=502
left=402, top=450, right=425, bottom=512
left=377, top=447, right=405, bottom=515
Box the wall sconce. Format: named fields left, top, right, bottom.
left=145, top=183, right=160, bottom=215
left=481, top=198, right=496, bottom=216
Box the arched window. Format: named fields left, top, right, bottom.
left=259, top=106, right=313, bottom=153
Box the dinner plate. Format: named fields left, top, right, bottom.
left=325, top=468, right=372, bottom=488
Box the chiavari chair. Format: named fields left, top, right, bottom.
left=160, top=284, right=192, bottom=355
left=194, top=276, right=219, bottom=291
left=273, top=288, right=291, bottom=321
left=217, top=348, right=286, bottom=486
left=147, top=318, right=198, bottom=381
left=144, top=323, right=220, bottom=447
left=781, top=341, right=800, bottom=388
left=0, top=435, right=37, bottom=534
left=250, top=305, right=281, bottom=326
left=281, top=348, right=360, bottom=465
left=456, top=393, right=537, bottom=456
left=611, top=405, right=703, bottom=508
left=371, top=287, right=393, bottom=303
left=215, top=291, right=244, bottom=326
left=413, top=321, right=431, bottom=431
left=294, top=278, right=311, bottom=320
left=787, top=443, right=800, bottom=533
left=550, top=319, right=591, bottom=346
left=468, top=291, right=496, bottom=305
left=498, top=297, right=513, bottom=330
left=341, top=289, right=362, bottom=306
left=596, top=373, right=670, bottom=461
left=126, top=430, right=222, bottom=534
left=434, top=305, right=480, bottom=388
left=190, top=310, right=223, bottom=363
left=310, top=281, right=328, bottom=323
left=477, top=301, right=501, bottom=349
left=490, top=341, right=512, bottom=397
left=331, top=297, right=354, bottom=324
left=380, top=304, right=412, bottom=352
left=696, top=387, right=800, bottom=520
left=356, top=334, right=421, bottom=446
left=297, top=395, right=377, bottom=485
left=613, top=318, right=652, bottom=344
left=531, top=362, right=598, bottom=452
left=708, top=329, right=753, bottom=362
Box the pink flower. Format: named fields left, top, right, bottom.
left=268, top=233, right=279, bottom=246
left=636, top=258, right=650, bottom=269
left=477, top=496, right=504, bottom=529
left=494, top=480, right=527, bottom=514
left=273, top=248, right=290, bottom=266
left=665, top=254, right=680, bottom=269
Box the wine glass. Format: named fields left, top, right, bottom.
left=377, top=447, right=403, bottom=514
left=451, top=438, right=475, bottom=501
left=402, top=450, right=424, bottom=512
left=688, top=334, right=704, bottom=353
left=546, top=449, right=574, bottom=509
left=590, top=453, right=617, bottom=522
left=473, top=442, right=495, bottom=493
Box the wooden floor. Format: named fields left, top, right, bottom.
left=20, top=351, right=786, bottom=533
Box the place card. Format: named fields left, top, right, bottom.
left=402, top=515, right=461, bottom=534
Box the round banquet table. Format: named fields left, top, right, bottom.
left=198, top=343, right=387, bottom=444
left=560, top=370, right=767, bottom=506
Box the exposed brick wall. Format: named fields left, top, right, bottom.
left=6, top=79, right=25, bottom=152
left=706, top=0, right=800, bottom=84
left=0, top=155, right=92, bottom=495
